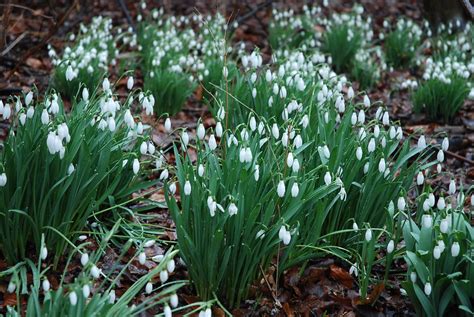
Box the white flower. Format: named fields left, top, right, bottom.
left=26, top=106, right=34, bottom=118
left=208, top=196, right=216, bottom=217
left=133, top=159, right=140, bottom=175
left=164, top=305, right=172, bottom=317
left=160, top=270, right=169, bottom=283
left=437, top=150, right=444, bottom=162
left=81, top=253, right=89, bottom=266
left=416, top=172, right=424, bottom=185
left=324, top=172, right=331, bottom=185
left=41, top=109, right=49, bottom=125
left=440, top=218, right=449, bottom=233
left=363, top=95, right=370, bottom=108
left=365, top=229, right=372, bottom=242
left=451, top=242, right=460, bottom=257
left=291, top=183, right=299, bottom=197
left=69, top=291, right=78, bottom=306
left=184, top=181, right=191, bottom=196
left=159, top=169, right=169, bottom=180
left=102, top=78, right=110, bottom=92
left=197, top=123, right=205, bottom=140
left=437, top=197, right=446, bottom=210
left=378, top=158, right=386, bottom=173
left=418, top=135, right=426, bottom=149
left=422, top=214, right=433, bottom=228
left=353, top=222, right=359, bottom=230
left=109, top=290, right=116, bottom=304
left=368, top=138, right=375, bottom=152
left=282, top=132, right=288, bottom=147
left=272, top=124, right=279, bottom=139
left=216, top=122, right=223, bottom=137
left=144, top=240, right=155, bottom=248
left=433, top=246, right=441, bottom=259
left=387, top=240, right=395, bottom=254
left=25, top=91, right=33, bottom=106
left=164, top=118, right=172, bottom=132
left=448, top=180, right=456, bottom=195
left=279, top=226, right=291, bottom=245
left=83, top=284, right=91, bottom=298
left=410, top=272, right=417, bottom=283
left=7, top=281, right=16, bottom=293
left=322, top=145, right=330, bottom=159
left=388, top=201, right=395, bottom=215
left=42, top=278, right=51, bottom=292
left=145, top=282, right=153, bottom=294
left=373, top=125, right=380, bottom=138
left=347, top=87, right=354, bottom=99
left=108, top=117, right=116, bottom=132
left=397, top=197, right=406, bottom=211
left=198, top=164, right=205, bottom=177
left=294, top=135, right=303, bottom=149
left=441, top=137, right=449, bottom=151
left=249, top=117, right=257, bottom=131
left=356, top=147, right=363, bottom=160
left=382, top=112, right=390, bottom=126
left=277, top=180, right=286, bottom=197
left=208, top=134, right=217, bottom=150
left=292, top=159, right=300, bottom=173
left=358, top=110, right=366, bottom=124
left=65, top=66, right=75, bottom=81
left=287, top=152, right=294, bottom=168
left=0, top=173, right=7, bottom=187
left=3, top=104, right=11, bottom=119
left=170, top=293, right=179, bottom=308
left=228, top=203, right=238, bottom=216
left=349, top=263, right=358, bottom=277
left=424, top=283, right=432, bottom=296
left=217, top=107, right=226, bottom=121
left=140, top=142, right=148, bottom=155
left=127, top=76, right=134, bottom=90
left=254, top=165, right=260, bottom=181
left=138, top=252, right=146, bottom=265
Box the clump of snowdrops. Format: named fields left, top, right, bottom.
left=0, top=81, right=156, bottom=265
left=50, top=16, right=118, bottom=98
left=383, top=18, right=423, bottom=68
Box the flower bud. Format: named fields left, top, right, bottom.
left=277, top=180, right=286, bottom=197
left=451, top=242, right=460, bottom=257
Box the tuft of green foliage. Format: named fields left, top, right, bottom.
left=384, top=19, right=422, bottom=68
left=0, top=88, right=153, bottom=265
left=322, top=24, right=362, bottom=73
left=413, top=77, right=470, bottom=122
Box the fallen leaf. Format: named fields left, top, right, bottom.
left=329, top=264, right=353, bottom=288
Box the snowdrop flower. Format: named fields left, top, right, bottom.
left=82, top=87, right=89, bottom=101
left=160, top=270, right=169, bottom=283
left=363, top=95, right=371, bottom=108
left=324, top=172, right=332, bottom=185
left=40, top=246, right=48, bottom=260
left=0, top=173, right=7, bottom=187
left=133, top=159, right=140, bottom=175
left=424, top=282, right=432, bottom=296
left=170, top=293, right=179, bottom=308
left=198, top=164, right=205, bottom=177
left=437, top=197, right=446, bottom=210
left=282, top=132, right=288, bottom=147
left=279, top=86, right=287, bottom=98
left=228, top=203, right=238, bottom=216
left=436, top=164, right=442, bottom=173
left=451, top=242, right=460, bottom=257
left=109, top=290, right=116, bottom=304
left=102, top=78, right=110, bottom=92
left=294, top=135, right=302, bottom=149
left=440, top=218, right=449, bottom=233
left=83, top=284, right=91, bottom=298
left=159, top=169, right=169, bottom=180
left=437, top=150, right=444, bottom=162
left=135, top=251, right=147, bottom=266
left=352, top=222, right=359, bottom=230
left=144, top=240, right=155, bottom=248
left=278, top=226, right=291, bottom=245
left=418, top=135, right=426, bottom=149
left=42, top=278, right=51, bottom=292
left=410, top=272, right=417, bottom=283
left=254, top=165, right=260, bottom=181
left=378, top=158, right=386, bottom=173
left=428, top=193, right=435, bottom=207
left=164, top=305, right=172, bottom=317
left=373, top=125, right=380, bottom=138
left=65, top=66, right=75, bottom=81
left=81, top=253, right=89, bottom=266
left=416, top=172, right=424, bottom=185
left=422, top=214, right=433, bottom=228
left=272, top=124, right=279, bottom=139
left=216, top=122, right=223, bottom=137
left=208, top=135, right=217, bottom=151
left=349, top=263, right=358, bottom=277
left=441, top=137, right=449, bottom=151
left=387, top=240, right=395, bottom=254
left=291, top=183, right=299, bottom=197
left=397, top=197, right=406, bottom=211
left=41, top=109, right=49, bottom=125
left=7, top=281, right=16, bottom=293
left=277, top=180, right=286, bottom=197
left=127, top=76, right=134, bottom=90
left=145, top=282, right=153, bottom=294
left=358, top=110, right=365, bottom=124
left=207, top=196, right=217, bottom=217
left=197, top=123, right=205, bottom=140
left=448, top=179, right=456, bottom=195
left=249, top=117, right=257, bottom=131
left=164, top=118, right=172, bottom=132
left=422, top=199, right=430, bottom=211
left=300, top=115, right=309, bottom=128
left=292, top=159, right=300, bottom=173
left=184, top=180, right=191, bottom=195
left=140, top=142, right=148, bottom=155
left=108, top=117, right=116, bottom=132
left=287, top=152, right=294, bottom=167
left=433, top=246, right=441, bottom=259
left=347, top=87, right=354, bottom=99
left=26, top=106, right=34, bottom=118
left=368, top=138, right=375, bottom=152
left=3, top=103, right=11, bottom=119
left=365, top=229, right=372, bottom=242
left=382, top=112, right=390, bottom=126
left=69, top=291, right=78, bottom=306
left=351, top=113, right=357, bottom=125
left=222, top=66, right=228, bottom=78
left=322, top=145, right=330, bottom=159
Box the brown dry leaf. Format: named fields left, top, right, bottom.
left=26, top=57, right=43, bottom=69
left=329, top=264, right=353, bottom=288
left=2, top=293, right=17, bottom=308
left=355, top=283, right=385, bottom=305
left=212, top=307, right=226, bottom=317
left=283, top=302, right=295, bottom=317
left=196, top=85, right=203, bottom=101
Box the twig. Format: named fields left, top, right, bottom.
left=116, top=0, right=135, bottom=32
left=0, top=3, right=54, bottom=20
left=6, top=0, right=78, bottom=80
left=1, top=0, right=12, bottom=50
left=1, top=31, right=27, bottom=56
left=403, top=131, right=474, bottom=165
left=259, top=265, right=282, bottom=308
